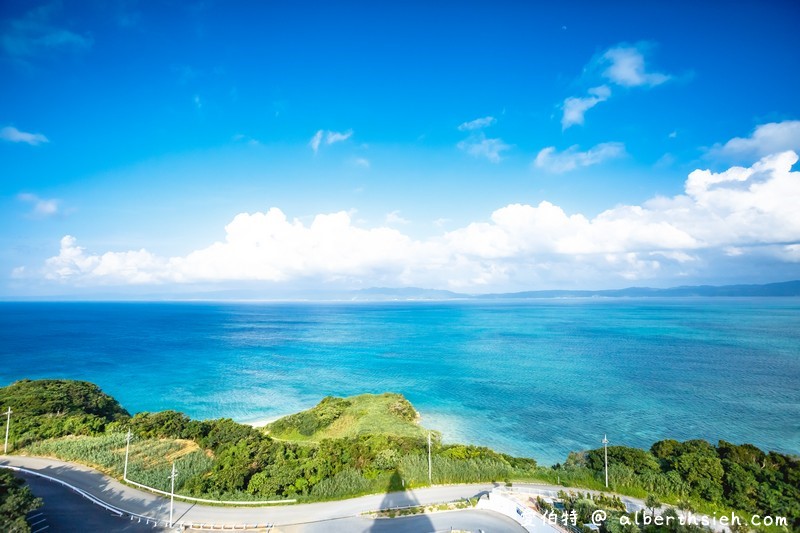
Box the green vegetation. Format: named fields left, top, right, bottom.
left=0, top=379, right=129, bottom=449
left=2, top=378, right=798, bottom=531
left=265, top=393, right=425, bottom=442
left=25, top=433, right=213, bottom=492
left=0, top=469, right=41, bottom=532
left=548, top=440, right=800, bottom=530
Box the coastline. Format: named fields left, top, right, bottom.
left=241, top=415, right=283, bottom=428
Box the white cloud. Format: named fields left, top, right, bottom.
left=534, top=142, right=625, bottom=173
left=325, top=129, right=353, bottom=145
left=17, top=193, right=60, bottom=217
left=708, top=120, right=800, bottom=160
left=35, top=151, right=800, bottom=290
left=1, top=126, right=49, bottom=145
left=557, top=43, right=670, bottom=128
left=309, top=130, right=323, bottom=153
left=601, top=45, right=670, bottom=87
left=353, top=157, right=370, bottom=168
left=385, top=211, right=410, bottom=225
left=309, top=129, right=353, bottom=153
left=45, top=236, right=164, bottom=284
left=561, top=85, right=610, bottom=129
left=457, top=133, right=511, bottom=163
left=458, top=116, right=496, bottom=131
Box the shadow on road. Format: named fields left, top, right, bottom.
left=369, top=471, right=434, bottom=532
left=18, top=470, right=165, bottom=532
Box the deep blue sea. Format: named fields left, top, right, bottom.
left=1, top=299, right=798, bottom=464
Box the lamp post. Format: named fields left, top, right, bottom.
left=123, top=429, right=132, bottom=480
left=427, top=432, right=432, bottom=485
left=3, top=407, right=11, bottom=454
left=169, top=462, right=177, bottom=528
left=602, top=434, right=609, bottom=488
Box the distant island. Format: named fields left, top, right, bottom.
left=6, top=280, right=800, bottom=302
left=349, top=280, right=800, bottom=301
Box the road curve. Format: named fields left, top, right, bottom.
left=4, top=454, right=682, bottom=531
left=2, top=455, right=509, bottom=527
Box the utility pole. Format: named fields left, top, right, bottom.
left=3, top=407, right=11, bottom=454
left=427, top=432, right=432, bottom=485
left=169, top=462, right=177, bottom=528
left=603, top=434, right=609, bottom=488
left=124, top=429, right=132, bottom=480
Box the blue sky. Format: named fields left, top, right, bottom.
left=2, top=0, right=799, bottom=297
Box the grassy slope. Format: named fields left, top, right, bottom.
left=264, top=393, right=430, bottom=442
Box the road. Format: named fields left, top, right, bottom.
left=2, top=455, right=531, bottom=530
left=17, top=469, right=161, bottom=533
left=1, top=455, right=731, bottom=533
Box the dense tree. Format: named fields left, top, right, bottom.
left=0, top=469, right=41, bottom=532
left=0, top=379, right=129, bottom=448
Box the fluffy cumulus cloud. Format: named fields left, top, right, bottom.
left=708, top=120, right=800, bottom=160
left=534, top=142, right=625, bottom=173
left=34, top=150, right=800, bottom=290
left=1, top=126, right=49, bottom=145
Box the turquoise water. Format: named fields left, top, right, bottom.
left=1, top=299, right=798, bottom=464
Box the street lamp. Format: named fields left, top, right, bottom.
left=123, top=429, right=132, bottom=480
left=169, top=462, right=178, bottom=528
left=602, top=434, right=609, bottom=489
left=428, top=432, right=432, bottom=485
left=3, top=407, right=11, bottom=454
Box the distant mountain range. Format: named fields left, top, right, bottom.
left=9, top=280, right=800, bottom=302
left=350, top=280, right=800, bottom=300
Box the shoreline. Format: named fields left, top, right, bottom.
left=241, top=415, right=283, bottom=428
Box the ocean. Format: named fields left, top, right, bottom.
left=1, top=299, right=798, bottom=465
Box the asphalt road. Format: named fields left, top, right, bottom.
left=1, top=454, right=652, bottom=531
left=2, top=455, right=512, bottom=527
left=280, top=510, right=527, bottom=532
left=18, top=470, right=163, bottom=532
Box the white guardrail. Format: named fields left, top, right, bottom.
left=1, top=464, right=279, bottom=530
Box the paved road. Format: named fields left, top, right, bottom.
left=19, top=468, right=524, bottom=533
left=280, top=510, right=526, bottom=532
left=18, top=470, right=163, bottom=532
left=1, top=454, right=654, bottom=531
left=2, top=455, right=515, bottom=528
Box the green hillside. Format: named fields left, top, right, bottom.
left=0, top=379, right=129, bottom=448
left=264, top=393, right=432, bottom=442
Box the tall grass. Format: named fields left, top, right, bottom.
left=398, top=454, right=517, bottom=485
left=310, top=468, right=372, bottom=499
left=24, top=432, right=213, bottom=491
